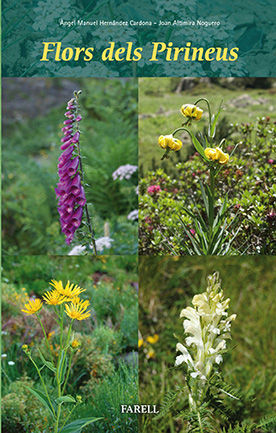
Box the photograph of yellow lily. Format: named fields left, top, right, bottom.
left=139, top=77, right=276, bottom=255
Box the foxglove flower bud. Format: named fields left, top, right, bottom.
left=55, top=94, right=86, bottom=245
left=175, top=272, right=236, bottom=409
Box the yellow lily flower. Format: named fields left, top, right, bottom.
left=158, top=134, right=182, bottom=151
left=181, top=104, right=203, bottom=120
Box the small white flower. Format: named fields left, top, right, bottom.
left=127, top=209, right=139, bottom=221
left=1, top=353, right=7, bottom=358
left=215, top=355, right=223, bottom=364
left=1, top=331, right=8, bottom=335
left=175, top=343, right=194, bottom=368
left=8, top=361, right=15, bottom=366
left=95, top=237, right=114, bottom=252
left=213, top=328, right=220, bottom=334
left=68, top=245, right=86, bottom=255
left=112, top=164, right=137, bottom=181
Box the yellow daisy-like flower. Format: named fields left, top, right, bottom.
left=146, top=334, right=159, bottom=344
left=181, top=104, right=203, bottom=121
left=138, top=338, right=144, bottom=348
left=158, top=134, right=182, bottom=151
left=43, top=290, right=66, bottom=305
left=21, top=298, right=43, bottom=315
left=49, top=280, right=86, bottom=299
left=65, top=299, right=91, bottom=321
left=71, top=339, right=81, bottom=348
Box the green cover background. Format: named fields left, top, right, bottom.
left=2, top=0, right=276, bottom=77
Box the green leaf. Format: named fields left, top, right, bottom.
left=205, top=183, right=214, bottom=226
left=56, top=395, right=76, bottom=405
left=38, top=349, right=56, bottom=373
left=194, top=220, right=208, bottom=254
left=189, top=130, right=209, bottom=161
left=59, top=417, right=103, bottom=433
left=199, top=181, right=209, bottom=218
left=178, top=217, right=202, bottom=255
left=58, top=350, right=68, bottom=385
left=24, top=386, right=56, bottom=419
left=209, top=100, right=223, bottom=138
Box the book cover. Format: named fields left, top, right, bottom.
left=1, top=1, right=275, bottom=432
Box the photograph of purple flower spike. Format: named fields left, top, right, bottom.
left=2, top=78, right=138, bottom=255
left=56, top=90, right=97, bottom=253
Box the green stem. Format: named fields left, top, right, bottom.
left=57, top=304, right=64, bottom=369
left=172, top=126, right=194, bottom=141
left=62, top=350, right=73, bottom=394
left=29, top=355, right=56, bottom=416
left=208, top=167, right=215, bottom=240
left=60, top=402, right=79, bottom=432
left=36, top=313, right=54, bottom=364
left=58, top=321, right=73, bottom=390
left=59, top=403, right=79, bottom=432
left=55, top=403, right=61, bottom=433
left=197, top=410, right=204, bottom=433
left=193, top=97, right=212, bottom=131
left=60, top=305, right=64, bottom=349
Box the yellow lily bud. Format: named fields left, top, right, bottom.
left=181, top=104, right=203, bottom=120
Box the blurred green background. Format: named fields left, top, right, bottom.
left=2, top=77, right=138, bottom=255
left=139, top=256, right=276, bottom=432
left=2, top=255, right=138, bottom=433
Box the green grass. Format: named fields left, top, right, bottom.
left=139, top=78, right=276, bottom=173
left=139, top=256, right=276, bottom=433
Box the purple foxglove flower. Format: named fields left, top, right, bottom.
left=72, top=132, right=80, bottom=143
left=60, top=141, right=73, bottom=151
left=75, top=186, right=86, bottom=206
left=55, top=94, right=87, bottom=245
left=58, top=146, right=74, bottom=164
left=64, top=119, right=73, bottom=125
left=61, top=135, right=72, bottom=143
left=71, top=206, right=83, bottom=227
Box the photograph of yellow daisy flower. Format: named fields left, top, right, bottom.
left=2, top=255, right=138, bottom=433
